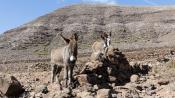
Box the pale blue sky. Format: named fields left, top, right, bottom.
left=1, top=0, right=175, bottom=33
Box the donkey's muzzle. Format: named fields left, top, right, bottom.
left=69, top=55, right=76, bottom=63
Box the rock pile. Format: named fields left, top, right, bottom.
left=76, top=47, right=132, bottom=89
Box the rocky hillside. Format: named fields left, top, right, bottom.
left=1, top=4, right=175, bottom=62
left=1, top=4, right=175, bottom=98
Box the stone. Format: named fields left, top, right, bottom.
left=136, top=85, right=143, bottom=91
left=130, top=74, right=139, bottom=83
left=35, top=84, right=49, bottom=94
left=52, top=88, right=71, bottom=98
left=139, top=77, right=146, bottom=82
left=76, top=74, right=89, bottom=86
left=35, top=92, right=43, bottom=98
left=76, top=74, right=98, bottom=86
left=131, top=61, right=151, bottom=75
left=125, top=89, right=140, bottom=98
left=93, top=85, right=99, bottom=90
left=111, top=93, right=117, bottom=98
left=29, top=92, right=35, bottom=98
left=157, top=80, right=169, bottom=85
left=146, top=90, right=156, bottom=96
left=96, top=89, right=111, bottom=98
left=77, top=91, right=94, bottom=98
left=0, top=76, right=24, bottom=97
left=108, top=76, right=117, bottom=82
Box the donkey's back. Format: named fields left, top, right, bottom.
left=51, top=47, right=65, bottom=65
left=92, top=41, right=105, bottom=52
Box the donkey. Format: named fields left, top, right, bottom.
left=91, top=32, right=112, bottom=58
left=50, top=32, right=78, bottom=89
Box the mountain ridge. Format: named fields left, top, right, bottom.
left=0, top=4, right=175, bottom=62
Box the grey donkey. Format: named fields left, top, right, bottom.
left=50, top=32, right=78, bottom=89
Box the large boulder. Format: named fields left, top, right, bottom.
left=76, top=74, right=99, bottom=86
left=130, top=61, right=151, bottom=75
left=106, top=46, right=131, bottom=72
left=0, top=76, right=24, bottom=97
left=77, top=91, right=94, bottom=98
left=130, top=74, right=139, bottom=83
left=96, top=89, right=111, bottom=98
left=82, top=61, right=103, bottom=74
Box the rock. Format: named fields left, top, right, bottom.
left=156, top=57, right=169, bottom=63
left=52, top=88, right=71, bottom=98
left=131, top=61, right=151, bottom=75
left=77, top=91, right=94, bottom=98
left=93, top=85, right=99, bottom=90
left=29, top=92, right=35, bottom=98
left=96, top=89, right=111, bottom=98
left=136, top=85, right=143, bottom=91
left=76, top=74, right=98, bottom=86
left=111, top=93, right=117, bottom=98
left=35, top=78, right=40, bottom=81
left=130, top=74, right=139, bottom=83
left=78, top=84, right=94, bottom=92
left=106, top=46, right=130, bottom=71
left=143, top=83, right=156, bottom=91
left=157, top=80, right=169, bottom=85
left=24, top=84, right=33, bottom=92
left=80, top=47, right=132, bottom=87
left=108, top=76, right=117, bottom=82
left=35, top=92, right=43, bottom=98
left=146, top=90, right=156, bottom=96
left=0, top=92, right=3, bottom=97
left=149, top=84, right=156, bottom=91
left=0, top=76, right=24, bottom=97
left=139, top=77, right=146, bottom=82
left=125, top=89, right=140, bottom=98
left=76, top=74, right=89, bottom=86
left=83, top=61, right=103, bottom=73
left=35, top=84, right=49, bottom=94
left=149, top=75, right=155, bottom=80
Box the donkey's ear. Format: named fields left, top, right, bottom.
left=109, top=32, right=112, bottom=37
left=101, top=34, right=105, bottom=40
left=103, top=32, right=108, bottom=37
left=74, top=33, right=78, bottom=41
left=72, top=33, right=78, bottom=41
left=60, top=33, right=70, bottom=44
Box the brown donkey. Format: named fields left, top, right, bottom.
left=51, top=33, right=78, bottom=89
left=92, top=32, right=111, bottom=57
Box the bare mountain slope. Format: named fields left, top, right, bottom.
left=0, top=4, right=175, bottom=62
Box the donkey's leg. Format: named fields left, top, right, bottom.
left=55, top=65, right=62, bottom=83
left=51, top=64, right=57, bottom=83
left=104, top=47, right=108, bottom=58
left=64, top=66, right=68, bottom=87
left=68, top=68, right=71, bottom=88
left=68, top=65, right=74, bottom=88
left=55, top=65, right=63, bottom=90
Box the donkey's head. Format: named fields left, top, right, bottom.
left=60, top=33, right=78, bottom=63
left=101, top=32, right=112, bottom=48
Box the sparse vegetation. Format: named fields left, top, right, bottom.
left=33, top=49, right=48, bottom=56
left=167, top=60, right=175, bottom=69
